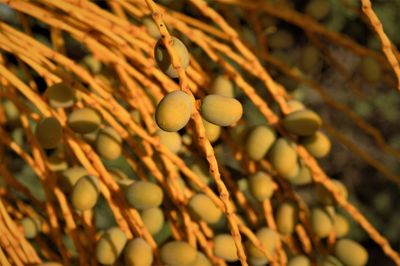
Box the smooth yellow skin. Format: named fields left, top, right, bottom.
left=213, top=234, right=238, bottom=262
left=155, top=90, right=193, bottom=132
left=96, top=227, right=127, bottom=265
left=124, top=238, right=153, bottom=266
left=71, top=175, right=99, bottom=211
left=245, top=125, right=276, bottom=161
left=201, top=94, right=243, bottom=127
left=130, top=110, right=141, bottom=124
left=181, top=133, right=192, bottom=146
left=305, top=0, right=332, bottom=20
left=160, top=241, right=197, bottom=266
left=191, top=252, right=212, bottom=266
left=189, top=194, right=222, bottom=224
left=210, top=75, right=234, bottom=98
left=301, top=131, right=331, bottom=158
left=20, top=217, right=40, bottom=239
left=1, top=100, right=19, bottom=120
left=276, top=201, right=298, bottom=235
left=59, top=167, right=88, bottom=194
left=334, top=239, right=368, bottom=266
left=249, top=256, right=269, bottom=266
left=290, top=164, right=313, bottom=186
left=67, top=107, right=102, bottom=134
left=203, top=118, right=221, bottom=143
left=283, top=109, right=322, bottom=136
left=246, top=227, right=277, bottom=259
left=3, top=100, right=20, bottom=127
left=82, top=55, right=102, bottom=74
left=143, top=16, right=161, bottom=39
left=320, top=256, right=344, bottom=266
left=268, top=138, right=299, bottom=179
left=125, top=181, right=163, bottom=210
left=96, top=127, right=122, bottom=160
left=288, top=255, right=311, bottom=266
left=248, top=172, right=276, bottom=201
left=35, top=117, right=63, bottom=149
left=45, top=82, right=76, bottom=108
left=81, top=129, right=99, bottom=144
left=310, top=206, right=333, bottom=238
left=287, top=100, right=306, bottom=113
left=268, top=30, right=294, bottom=49
left=154, top=37, right=190, bottom=78
left=156, top=130, right=182, bottom=154
left=333, top=214, right=350, bottom=238
left=140, top=207, right=164, bottom=235
left=288, top=159, right=300, bottom=179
